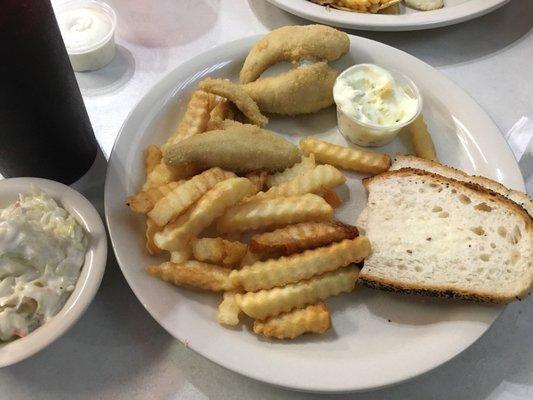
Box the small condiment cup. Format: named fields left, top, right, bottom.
left=54, top=0, right=117, bottom=72
left=334, top=65, right=422, bottom=147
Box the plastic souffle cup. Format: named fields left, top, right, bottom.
left=334, top=64, right=423, bottom=147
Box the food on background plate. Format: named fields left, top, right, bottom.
left=357, top=168, right=532, bottom=302
left=243, top=62, right=338, bottom=115
left=0, top=190, right=87, bottom=341
left=198, top=78, right=268, bottom=127
left=333, top=64, right=421, bottom=147
left=308, top=0, right=442, bottom=13
left=408, top=115, right=438, bottom=161
left=253, top=302, right=331, bottom=339
left=309, top=0, right=399, bottom=13
left=404, top=0, right=444, bottom=11
left=250, top=221, right=359, bottom=258
left=300, top=138, right=391, bottom=174
left=239, top=25, right=349, bottom=84
left=164, top=123, right=301, bottom=173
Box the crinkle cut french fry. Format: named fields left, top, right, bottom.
left=250, top=221, right=359, bottom=257
left=145, top=145, right=163, bottom=176
left=230, top=237, right=370, bottom=291
left=300, top=138, right=390, bottom=174
left=143, top=162, right=200, bottom=191
left=321, top=186, right=342, bottom=208
left=162, top=90, right=214, bottom=152
left=266, top=154, right=315, bottom=188
left=217, top=291, right=241, bottom=326
left=146, top=218, right=163, bottom=255
left=126, top=181, right=184, bottom=214
left=192, top=238, right=247, bottom=266
left=239, top=249, right=264, bottom=268
left=253, top=303, right=331, bottom=339
left=155, top=178, right=257, bottom=251
left=146, top=261, right=233, bottom=292
left=248, top=164, right=345, bottom=202
left=217, top=193, right=333, bottom=234
left=245, top=170, right=268, bottom=192
left=148, top=167, right=236, bottom=226
left=170, top=248, right=192, bottom=263
left=409, top=114, right=438, bottom=162
left=235, top=267, right=359, bottom=320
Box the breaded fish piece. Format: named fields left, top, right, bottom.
left=404, top=0, right=443, bottom=11
left=243, top=62, right=338, bottom=115
left=164, top=124, right=301, bottom=173
left=239, top=25, right=350, bottom=84
left=198, top=78, right=268, bottom=127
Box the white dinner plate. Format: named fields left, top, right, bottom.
left=104, top=34, right=525, bottom=392
left=265, top=0, right=510, bottom=31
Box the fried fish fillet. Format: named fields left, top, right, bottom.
left=239, top=25, right=349, bottom=84
left=198, top=78, right=268, bottom=127
left=243, top=62, right=338, bottom=115
left=164, top=124, right=301, bottom=173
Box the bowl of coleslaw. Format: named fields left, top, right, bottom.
left=0, top=178, right=107, bottom=367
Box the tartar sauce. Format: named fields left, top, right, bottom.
left=57, top=7, right=112, bottom=52
left=334, top=64, right=418, bottom=126
left=0, top=190, right=87, bottom=341
left=333, top=64, right=421, bottom=147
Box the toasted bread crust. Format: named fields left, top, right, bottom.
left=390, top=155, right=532, bottom=218
left=358, top=275, right=526, bottom=304
left=363, top=168, right=533, bottom=231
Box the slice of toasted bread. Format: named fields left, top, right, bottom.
left=390, top=154, right=533, bottom=218
left=358, top=168, right=532, bottom=303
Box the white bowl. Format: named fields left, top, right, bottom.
left=0, top=178, right=107, bottom=367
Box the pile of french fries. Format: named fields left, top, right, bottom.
left=126, top=81, right=436, bottom=340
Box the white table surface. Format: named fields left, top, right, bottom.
left=1, top=0, right=532, bottom=399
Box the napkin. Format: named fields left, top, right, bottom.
left=505, top=117, right=533, bottom=195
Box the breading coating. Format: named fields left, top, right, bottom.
left=198, top=78, right=268, bottom=127
left=239, top=25, right=349, bottom=84
left=243, top=62, right=338, bottom=115
left=164, top=124, right=301, bottom=174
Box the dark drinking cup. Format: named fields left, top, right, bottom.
left=0, top=0, right=98, bottom=184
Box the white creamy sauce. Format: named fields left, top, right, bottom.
left=334, top=64, right=418, bottom=127
left=57, top=7, right=112, bottom=52
left=0, top=190, right=87, bottom=341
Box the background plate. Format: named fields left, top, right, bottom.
left=264, top=0, right=510, bottom=31
left=105, top=34, right=524, bottom=392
